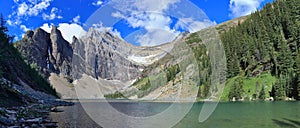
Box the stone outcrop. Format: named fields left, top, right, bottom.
left=72, top=28, right=143, bottom=81
left=17, top=26, right=171, bottom=82
left=49, top=26, right=73, bottom=76
left=17, top=29, right=50, bottom=76
left=16, top=26, right=72, bottom=78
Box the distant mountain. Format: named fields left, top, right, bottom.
left=72, top=28, right=175, bottom=81
left=14, top=24, right=175, bottom=98
left=12, top=14, right=244, bottom=101
left=14, top=0, right=300, bottom=102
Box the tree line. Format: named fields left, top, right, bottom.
left=221, top=0, right=300, bottom=100
left=0, top=14, right=57, bottom=96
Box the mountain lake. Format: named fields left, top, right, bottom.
left=50, top=100, right=300, bottom=128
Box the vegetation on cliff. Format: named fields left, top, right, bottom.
left=0, top=14, right=57, bottom=106
left=221, top=0, right=300, bottom=100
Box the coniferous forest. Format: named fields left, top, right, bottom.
left=0, top=14, right=57, bottom=102
left=221, top=0, right=300, bottom=100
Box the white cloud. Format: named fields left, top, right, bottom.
left=9, top=0, right=54, bottom=26
left=91, top=22, right=122, bottom=38
left=57, top=16, right=63, bottom=19
left=111, top=0, right=181, bottom=46
left=42, top=7, right=62, bottom=20
left=28, top=0, right=52, bottom=16
left=134, top=0, right=179, bottom=12
left=72, top=15, right=80, bottom=23
left=229, top=0, right=263, bottom=18
left=129, top=13, right=172, bottom=30
left=6, top=20, right=13, bottom=26
left=17, top=0, right=52, bottom=17
left=20, top=25, right=31, bottom=38
left=14, top=35, right=20, bottom=41
left=92, top=0, right=103, bottom=6
left=40, top=23, right=52, bottom=32
left=137, top=29, right=179, bottom=46
left=40, top=23, right=87, bottom=43
left=20, top=25, right=30, bottom=32
left=111, top=11, right=125, bottom=19
left=112, top=0, right=180, bottom=13
left=58, top=23, right=87, bottom=43
left=175, top=18, right=216, bottom=33
left=17, top=2, right=29, bottom=16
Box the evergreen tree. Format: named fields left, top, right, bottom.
left=294, top=51, right=300, bottom=99
left=228, top=78, right=244, bottom=100
left=0, top=14, right=13, bottom=45
left=220, top=0, right=300, bottom=100
left=0, top=14, right=8, bottom=44
left=259, top=85, right=266, bottom=100
left=274, top=75, right=286, bottom=100
left=0, top=13, right=56, bottom=96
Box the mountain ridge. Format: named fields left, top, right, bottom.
left=1, top=0, right=299, bottom=107
left=14, top=11, right=249, bottom=100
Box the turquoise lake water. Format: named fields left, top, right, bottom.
left=50, top=101, right=300, bottom=128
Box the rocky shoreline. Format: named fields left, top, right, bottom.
left=0, top=100, right=73, bottom=128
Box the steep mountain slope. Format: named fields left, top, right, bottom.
left=221, top=0, right=300, bottom=101
left=106, top=27, right=227, bottom=101
left=15, top=26, right=72, bottom=79
left=72, top=28, right=174, bottom=81
left=12, top=0, right=300, bottom=102
left=72, top=28, right=142, bottom=81
left=0, top=23, right=57, bottom=107
left=14, top=11, right=244, bottom=101
left=15, top=26, right=174, bottom=98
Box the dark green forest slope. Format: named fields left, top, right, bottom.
left=0, top=15, right=56, bottom=106
left=221, top=0, right=300, bottom=101
left=105, top=0, right=300, bottom=101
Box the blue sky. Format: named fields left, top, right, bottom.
left=0, top=0, right=273, bottom=46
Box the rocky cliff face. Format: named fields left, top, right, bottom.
left=16, top=25, right=213, bottom=101
left=49, top=26, right=73, bottom=76
left=72, top=28, right=143, bottom=81
left=17, top=29, right=50, bottom=76
left=17, top=26, right=173, bottom=86
left=16, top=26, right=72, bottom=78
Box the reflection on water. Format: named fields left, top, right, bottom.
left=50, top=101, right=300, bottom=128
left=108, top=102, right=171, bottom=117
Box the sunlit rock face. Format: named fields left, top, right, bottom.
left=17, top=26, right=172, bottom=84
left=72, top=28, right=145, bottom=81
left=49, top=26, right=73, bottom=77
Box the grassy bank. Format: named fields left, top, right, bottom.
left=221, top=72, right=276, bottom=101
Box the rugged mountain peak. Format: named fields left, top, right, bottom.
left=86, top=27, right=100, bottom=36
left=72, top=36, right=77, bottom=43
left=72, top=28, right=143, bottom=81
left=24, top=30, right=34, bottom=38
left=50, top=25, right=66, bottom=43
left=16, top=26, right=73, bottom=79
left=51, top=25, right=58, bottom=31
left=31, top=28, right=49, bottom=41
left=15, top=29, right=50, bottom=77
left=48, top=25, right=73, bottom=77
left=18, top=26, right=172, bottom=82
